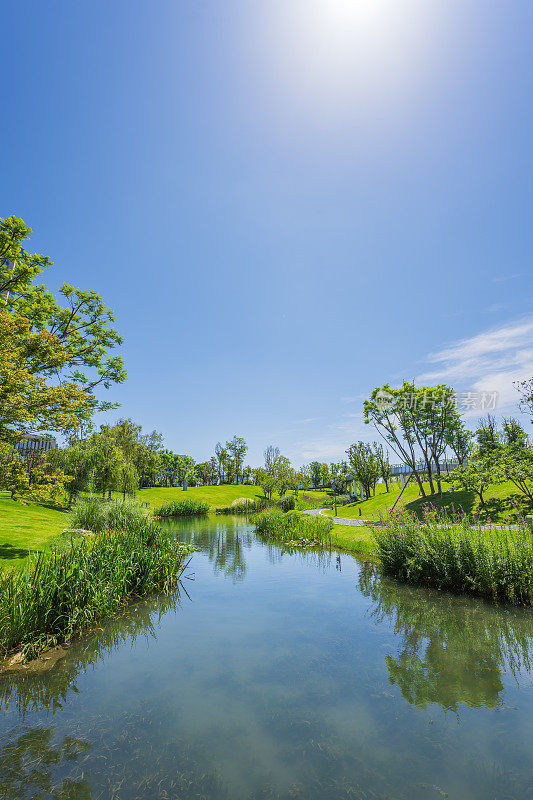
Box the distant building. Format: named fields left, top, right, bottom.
left=13, top=434, right=58, bottom=456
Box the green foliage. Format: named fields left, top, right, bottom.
left=497, top=443, right=533, bottom=503
left=254, top=509, right=333, bottom=546
left=364, top=381, right=464, bottom=496
left=45, top=439, right=95, bottom=504
left=309, top=461, right=329, bottom=487
left=346, top=442, right=379, bottom=499
left=277, top=494, right=296, bottom=511
left=155, top=498, right=210, bottom=517
left=216, top=497, right=270, bottom=514
left=374, top=509, right=533, bottom=605
left=70, top=496, right=147, bottom=533
left=1, top=215, right=126, bottom=419
left=0, top=517, right=191, bottom=658
left=225, top=435, right=248, bottom=483
left=516, top=376, right=533, bottom=421
left=447, top=454, right=502, bottom=506
left=372, top=443, right=392, bottom=489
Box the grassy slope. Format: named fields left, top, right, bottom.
left=0, top=486, right=331, bottom=569
left=323, top=479, right=531, bottom=522
left=328, top=524, right=378, bottom=558
left=0, top=491, right=68, bottom=568
left=137, top=485, right=329, bottom=510
left=138, top=484, right=263, bottom=509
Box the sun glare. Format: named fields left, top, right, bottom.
left=253, top=0, right=447, bottom=125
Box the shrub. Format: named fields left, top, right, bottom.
left=217, top=496, right=297, bottom=515
left=276, top=494, right=296, bottom=512
left=374, top=509, right=533, bottom=605
left=254, top=509, right=333, bottom=548
left=71, top=497, right=146, bottom=533
left=296, top=493, right=333, bottom=510
left=0, top=517, right=191, bottom=659
left=155, top=499, right=210, bottom=517
left=231, top=497, right=255, bottom=508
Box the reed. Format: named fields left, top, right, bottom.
left=155, top=498, right=210, bottom=517
left=254, top=509, right=333, bottom=548
left=71, top=496, right=147, bottom=532
left=0, top=517, right=191, bottom=659
left=374, top=508, right=533, bottom=605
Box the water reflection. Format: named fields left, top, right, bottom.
left=0, top=520, right=532, bottom=800
left=0, top=592, right=182, bottom=719
left=163, top=517, right=251, bottom=582
left=359, top=563, right=533, bottom=711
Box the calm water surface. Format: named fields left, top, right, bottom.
left=1, top=517, right=532, bottom=799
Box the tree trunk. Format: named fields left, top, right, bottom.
left=413, top=471, right=426, bottom=498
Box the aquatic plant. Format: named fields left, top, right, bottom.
left=254, top=509, right=333, bottom=547
left=0, top=517, right=191, bottom=659
left=155, top=498, right=210, bottom=517
left=374, top=508, right=533, bottom=605
left=217, top=495, right=297, bottom=515
left=70, top=496, right=147, bottom=533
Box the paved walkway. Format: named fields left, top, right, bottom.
left=302, top=509, right=382, bottom=526
left=302, top=508, right=521, bottom=530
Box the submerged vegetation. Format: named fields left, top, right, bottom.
left=375, top=509, right=533, bottom=605
left=155, top=498, right=210, bottom=517
left=254, top=509, right=333, bottom=547
left=0, top=517, right=191, bottom=660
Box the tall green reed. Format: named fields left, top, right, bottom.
left=155, top=498, right=210, bottom=517
left=375, top=507, right=533, bottom=605
left=0, top=517, right=191, bottom=659
left=254, top=509, right=333, bottom=547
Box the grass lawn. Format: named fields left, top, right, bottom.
left=323, top=479, right=532, bottom=522
left=0, top=491, right=69, bottom=568
left=138, top=485, right=329, bottom=510
left=0, top=486, right=331, bottom=569
left=328, top=524, right=378, bottom=559
left=138, top=484, right=264, bottom=510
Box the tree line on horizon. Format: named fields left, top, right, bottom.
left=1, top=215, right=532, bottom=512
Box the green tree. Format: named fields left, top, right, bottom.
left=346, top=442, right=379, bottom=500
left=256, top=468, right=277, bottom=500
left=444, top=418, right=472, bottom=466
left=364, top=382, right=462, bottom=497
left=0, top=309, right=92, bottom=443
left=372, top=443, right=391, bottom=491
left=214, top=442, right=228, bottom=484
left=447, top=452, right=501, bottom=507
left=118, top=461, right=139, bottom=501
left=226, top=435, right=247, bottom=484
left=175, top=454, right=196, bottom=489
left=1, top=216, right=126, bottom=419
left=272, top=456, right=292, bottom=496
left=45, top=438, right=96, bottom=507
left=89, top=428, right=125, bottom=498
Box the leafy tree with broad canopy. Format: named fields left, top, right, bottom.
left=0, top=216, right=126, bottom=429
left=364, top=382, right=464, bottom=498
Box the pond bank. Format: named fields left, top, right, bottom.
left=1, top=515, right=530, bottom=799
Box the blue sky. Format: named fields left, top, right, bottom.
left=3, top=1, right=532, bottom=465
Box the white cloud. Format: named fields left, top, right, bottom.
left=491, top=273, right=524, bottom=283
left=296, top=412, right=372, bottom=461
left=418, top=317, right=533, bottom=415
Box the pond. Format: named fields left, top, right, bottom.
left=0, top=516, right=532, bottom=799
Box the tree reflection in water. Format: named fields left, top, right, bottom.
left=163, top=517, right=251, bottom=583
left=359, top=563, right=533, bottom=712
